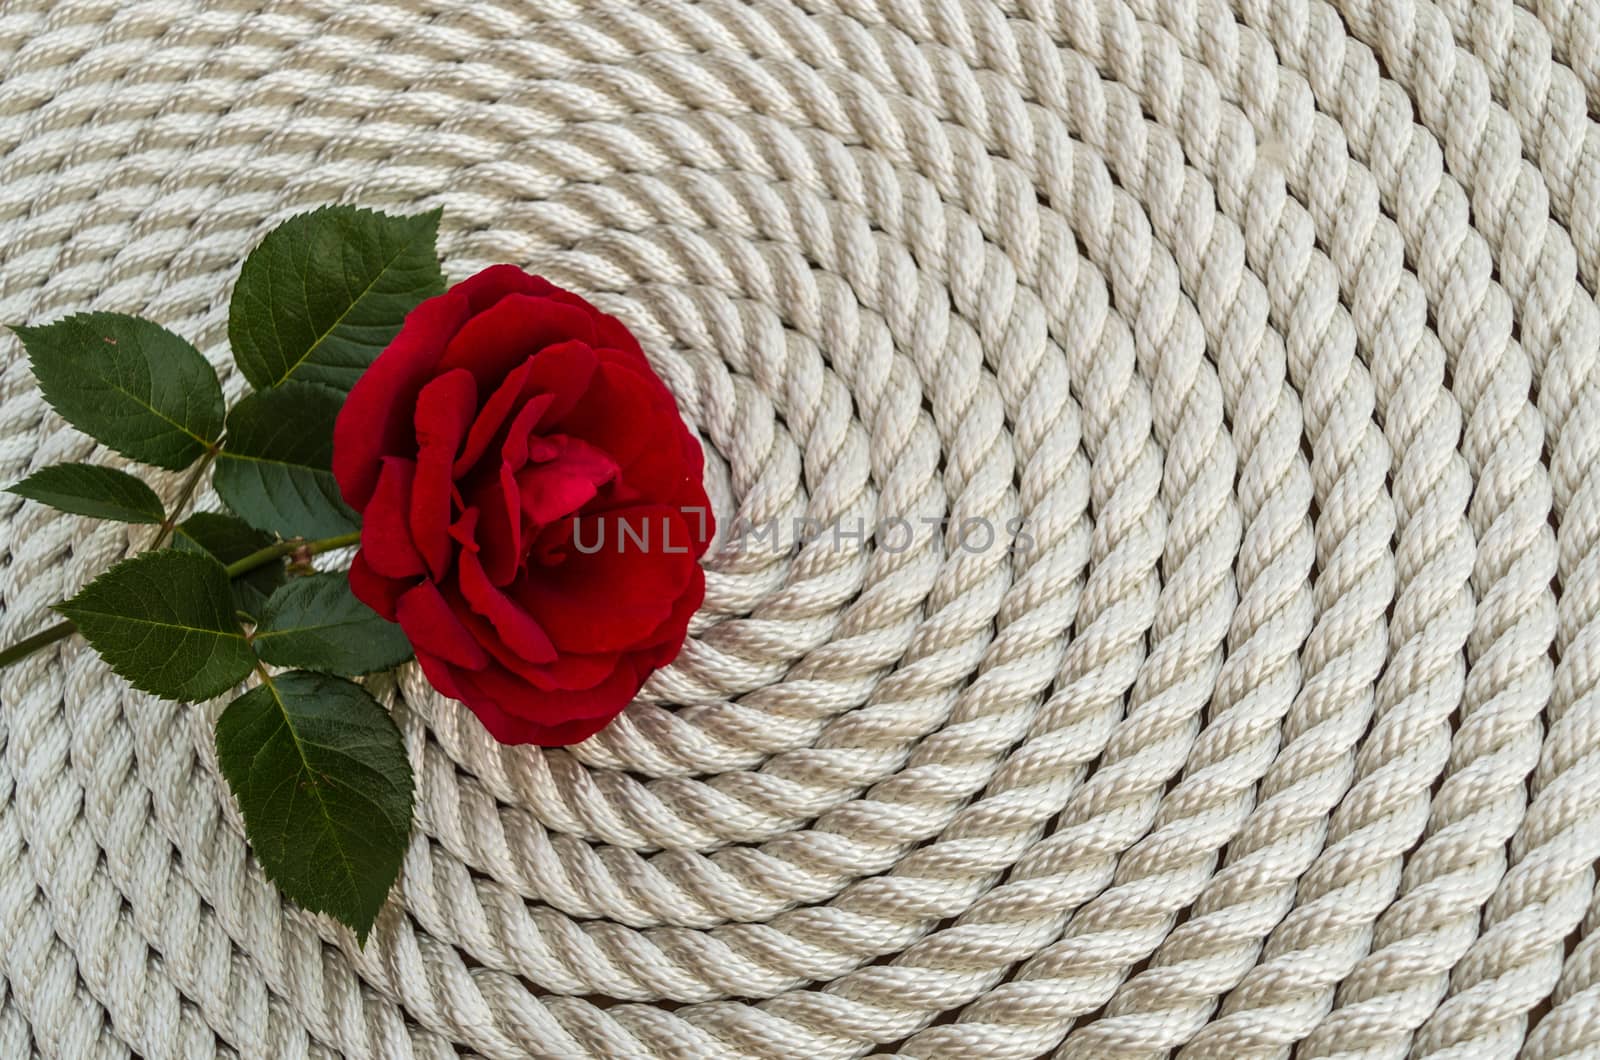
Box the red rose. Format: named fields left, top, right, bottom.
left=332, top=266, right=712, bottom=745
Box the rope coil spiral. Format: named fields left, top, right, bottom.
left=0, top=0, right=1597, bottom=1055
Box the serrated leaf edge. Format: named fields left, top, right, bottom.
left=13, top=315, right=223, bottom=464
left=219, top=671, right=413, bottom=942
left=54, top=551, right=254, bottom=703
left=238, top=206, right=443, bottom=390
left=7, top=462, right=166, bottom=524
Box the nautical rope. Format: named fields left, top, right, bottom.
left=0, top=0, right=1597, bottom=1056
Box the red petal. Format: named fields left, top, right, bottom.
left=461, top=686, right=621, bottom=746
left=514, top=506, right=696, bottom=653
left=465, top=464, right=522, bottom=586
left=449, top=506, right=481, bottom=552
left=683, top=423, right=708, bottom=487
left=362, top=457, right=426, bottom=578
left=448, top=596, right=621, bottom=690
left=417, top=638, right=629, bottom=745
left=457, top=657, right=642, bottom=724
left=455, top=358, right=538, bottom=476
left=458, top=546, right=557, bottom=663
left=465, top=611, right=622, bottom=700
left=554, top=360, right=662, bottom=471
left=413, top=648, right=466, bottom=700
left=499, top=395, right=547, bottom=471
left=454, top=265, right=555, bottom=314
left=333, top=290, right=471, bottom=510
left=586, top=351, right=707, bottom=510
left=450, top=338, right=596, bottom=480
left=411, top=369, right=476, bottom=580
left=593, top=315, right=648, bottom=362
left=332, top=267, right=566, bottom=510
left=348, top=550, right=409, bottom=621
left=638, top=564, right=705, bottom=652
left=597, top=346, right=678, bottom=410
left=516, top=468, right=604, bottom=527
left=436, top=294, right=597, bottom=389
left=514, top=435, right=619, bottom=526
left=524, top=649, right=624, bottom=691
left=396, top=581, right=489, bottom=669
left=531, top=284, right=647, bottom=367
left=525, top=340, right=599, bottom=426
left=617, top=428, right=695, bottom=509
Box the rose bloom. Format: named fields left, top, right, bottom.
left=333, top=266, right=712, bottom=745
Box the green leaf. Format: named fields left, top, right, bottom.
left=229, top=205, right=445, bottom=392
left=254, top=573, right=412, bottom=675
left=214, top=382, right=359, bottom=538
left=56, top=549, right=255, bottom=701
left=8, top=463, right=165, bottom=523
left=215, top=670, right=413, bottom=942
left=172, top=511, right=286, bottom=617
left=12, top=313, right=224, bottom=470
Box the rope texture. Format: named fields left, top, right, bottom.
left=0, top=0, right=1597, bottom=1056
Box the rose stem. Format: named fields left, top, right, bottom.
left=0, top=529, right=363, bottom=670
left=148, top=443, right=221, bottom=552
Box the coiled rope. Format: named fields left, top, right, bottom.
left=0, top=0, right=1597, bottom=1056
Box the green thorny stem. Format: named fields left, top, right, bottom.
left=0, top=527, right=363, bottom=671
left=150, top=445, right=221, bottom=552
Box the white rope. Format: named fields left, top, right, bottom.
left=0, top=0, right=1597, bottom=1056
